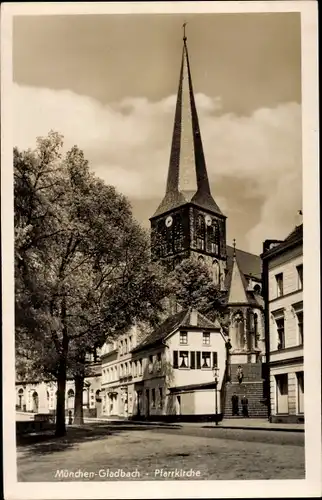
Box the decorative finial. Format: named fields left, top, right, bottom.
left=183, top=22, right=187, bottom=42
left=233, top=238, right=236, bottom=258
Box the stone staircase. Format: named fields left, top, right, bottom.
left=224, top=363, right=268, bottom=419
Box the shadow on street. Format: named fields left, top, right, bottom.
left=17, top=422, right=180, bottom=457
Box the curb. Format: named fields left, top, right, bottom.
left=203, top=425, right=304, bottom=433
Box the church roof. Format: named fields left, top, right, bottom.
left=152, top=34, right=223, bottom=219
left=227, top=253, right=249, bottom=305
left=225, top=245, right=263, bottom=306
left=131, top=308, right=221, bottom=353
left=226, top=245, right=262, bottom=280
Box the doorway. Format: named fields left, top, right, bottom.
left=145, top=389, right=150, bottom=418
left=32, top=391, right=39, bottom=413
left=276, top=374, right=289, bottom=414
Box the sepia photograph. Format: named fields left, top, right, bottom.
left=1, top=1, right=320, bottom=499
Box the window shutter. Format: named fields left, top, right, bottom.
left=213, top=352, right=218, bottom=368
left=173, top=350, right=178, bottom=368
left=196, top=351, right=201, bottom=369
left=190, top=351, right=195, bottom=369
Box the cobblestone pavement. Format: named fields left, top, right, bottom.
left=17, top=423, right=305, bottom=481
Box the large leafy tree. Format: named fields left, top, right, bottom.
left=170, top=258, right=229, bottom=330
left=14, top=131, right=170, bottom=436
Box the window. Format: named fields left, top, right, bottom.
left=190, top=351, right=196, bottom=369
left=156, top=352, right=162, bottom=371
left=207, top=221, right=219, bottom=254
left=179, top=351, right=189, bottom=368
left=120, top=341, right=123, bottom=356
left=196, top=215, right=205, bottom=250
left=120, top=364, right=123, bottom=377
left=166, top=225, right=174, bottom=254
left=148, top=355, right=153, bottom=374
left=159, top=388, right=163, bottom=408
left=124, top=339, right=128, bottom=354
left=203, top=332, right=210, bottom=345
left=133, top=361, right=137, bottom=377
left=276, top=318, right=285, bottom=350
left=173, top=215, right=184, bottom=252
left=129, top=336, right=132, bottom=351
left=201, top=352, right=211, bottom=369
left=138, top=359, right=142, bottom=376
left=180, top=331, right=188, bottom=345
left=275, top=273, right=284, bottom=297
left=151, top=389, right=156, bottom=408
left=196, top=351, right=201, bottom=369
left=173, top=350, right=179, bottom=368
left=212, top=260, right=220, bottom=285
left=297, top=311, right=303, bottom=345
left=297, top=264, right=303, bottom=290
left=212, top=352, right=218, bottom=368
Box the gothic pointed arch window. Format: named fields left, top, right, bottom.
left=166, top=224, right=174, bottom=254
left=254, top=312, right=258, bottom=348
left=212, top=259, right=220, bottom=285
left=232, top=310, right=245, bottom=350
left=173, top=214, right=184, bottom=252
left=196, top=214, right=205, bottom=250
left=206, top=220, right=220, bottom=254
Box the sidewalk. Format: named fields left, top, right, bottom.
left=83, top=416, right=304, bottom=433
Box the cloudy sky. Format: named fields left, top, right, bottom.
left=12, top=12, right=302, bottom=254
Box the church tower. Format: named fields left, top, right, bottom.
left=150, top=29, right=227, bottom=287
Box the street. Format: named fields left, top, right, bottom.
left=17, top=422, right=305, bottom=481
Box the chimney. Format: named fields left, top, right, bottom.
left=190, top=308, right=198, bottom=326
left=297, top=210, right=303, bottom=226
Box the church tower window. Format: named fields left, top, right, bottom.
left=173, top=214, right=184, bottom=252
left=196, top=214, right=205, bottom=250
left=212, top=259, right=220, bottom=285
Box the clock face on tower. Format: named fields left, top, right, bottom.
left=165, top=216, right=173, bottom=227
left=205, top=215, right=212, bottom=226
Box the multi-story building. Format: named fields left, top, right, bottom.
left=261, top=224, right=304, bottom=423
left=15, top=360, right=102, bottom=418
left=101, top=308, right=228, bottom=421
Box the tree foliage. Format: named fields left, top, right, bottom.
left=170, top=258, right=229, bottom=330
left=14, top=131, right=171, bottom=434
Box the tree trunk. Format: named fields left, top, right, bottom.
left=73, top=375, right=84, bottom=425
left=55, top=362, right=67, bottom=437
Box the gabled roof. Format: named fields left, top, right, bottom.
left=131, top=308, right=221, bottom=353
left=262, top=224, right=303, bottom=260
left=152, top=36, right=223, bottom=219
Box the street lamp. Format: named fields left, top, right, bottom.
left=213, top=366, right=220, bottom=426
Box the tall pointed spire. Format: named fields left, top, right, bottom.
left=152, top=28, right=223, bottom=218
left=228, top=241, right=249, bottom=305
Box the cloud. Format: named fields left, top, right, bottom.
left=13, top=83, right=302, bottom=254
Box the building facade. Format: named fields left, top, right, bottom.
left=16, top=363, right=102, bottom=418
left=262, top=224, right=304, bottom=423
left=101, top=308, right=228, bottom=421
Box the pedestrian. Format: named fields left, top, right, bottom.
left=236, top=365, right=244, bottom=384
left=231, top=393, right=239, bottom=416
left=68, top=410, right=73, bottom=425
left=241, top=394, right=249, bottom=417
